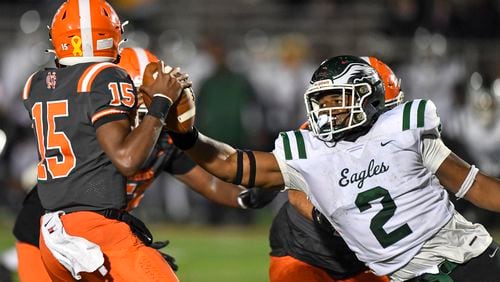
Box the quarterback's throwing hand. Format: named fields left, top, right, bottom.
left=140, top=61, right=192, bottom=107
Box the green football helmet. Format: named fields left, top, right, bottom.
left=304, top=55, right=385, bottom=142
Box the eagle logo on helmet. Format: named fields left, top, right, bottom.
left=333, top=63, right=380, bottom=85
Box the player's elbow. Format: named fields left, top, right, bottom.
left=113, top=155, right=142, bottom=177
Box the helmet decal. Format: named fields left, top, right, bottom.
left=71, top=36, right=83, bottom=56
left=333, top=63, right=380, bottom=85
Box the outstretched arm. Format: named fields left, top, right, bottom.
left=436, top=152, right=500, bottom=212
left=184, top=132, right=285, bottom=189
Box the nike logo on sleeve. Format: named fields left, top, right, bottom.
left=381, top=140, right=395, bottom=146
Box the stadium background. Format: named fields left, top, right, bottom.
left=0, top=0, right=499, bottom=281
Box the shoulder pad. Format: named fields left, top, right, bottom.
left=273, top=130, right=308, bottom=161
left=22, top=71, right=39, bottom=100
left=373, top=99, right=441, bottom=138
left=401, top=99, right=441, bottom=133
left=77, top=62, right=125, bottom=93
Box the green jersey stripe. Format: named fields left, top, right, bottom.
left=402, top=102, right=412, bottom=131
left=417, top=100, right=427, bottom=128
left=294, top=131, right=307, bottom=159
left=280, top=132, right=292, bottom=160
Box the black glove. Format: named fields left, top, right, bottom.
left=151, top=240, right=178, bottom=272
left=312, top=207, right=337, bottom=234
left=237, top=187, right=280, bottom=209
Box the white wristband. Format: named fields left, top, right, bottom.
left=455, top=165, right=479, bottom=199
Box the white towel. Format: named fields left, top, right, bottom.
left=41, top=211, right=107, bottom=280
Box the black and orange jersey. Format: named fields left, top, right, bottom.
left=13, top=132, right=195, bottom=247
left=269, top=202, right=367, bottom=280
left=125, top=131, right=195, bottom=211
left=22, top=62, right=136, bottom=212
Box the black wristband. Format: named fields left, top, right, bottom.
left=147, top=95, right=172, bottom=122
left=167, top=127, right=199, bottom=150
left=244, top=150, right=256, bottom=188
left=232, top=150, right=244, bottom=185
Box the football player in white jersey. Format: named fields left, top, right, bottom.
left=148, top=55, right=500, bottom=281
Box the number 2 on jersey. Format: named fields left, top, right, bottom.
left=31, top=100, right=76, bottom=180
left=355, top=186, right=413, bottom=248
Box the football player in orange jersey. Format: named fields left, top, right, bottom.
left=14, top=44, right=273, bottom=281
left=21, top=0, right=191, bottom=280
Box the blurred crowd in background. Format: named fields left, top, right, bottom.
left=0, top=0, right=499, bottom=228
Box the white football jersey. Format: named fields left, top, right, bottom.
left=272, top=99, right=455, bottom=275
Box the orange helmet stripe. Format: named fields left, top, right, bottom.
left=77, top=62, right=116, bottom=92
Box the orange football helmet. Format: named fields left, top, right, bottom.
left=118, top=47, right=158, bottom=88
left=361, top=56, right=404, bottom=109
left=118, top=47, right=158, bottom=126
left=50, top=0, right=123, bottom=66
